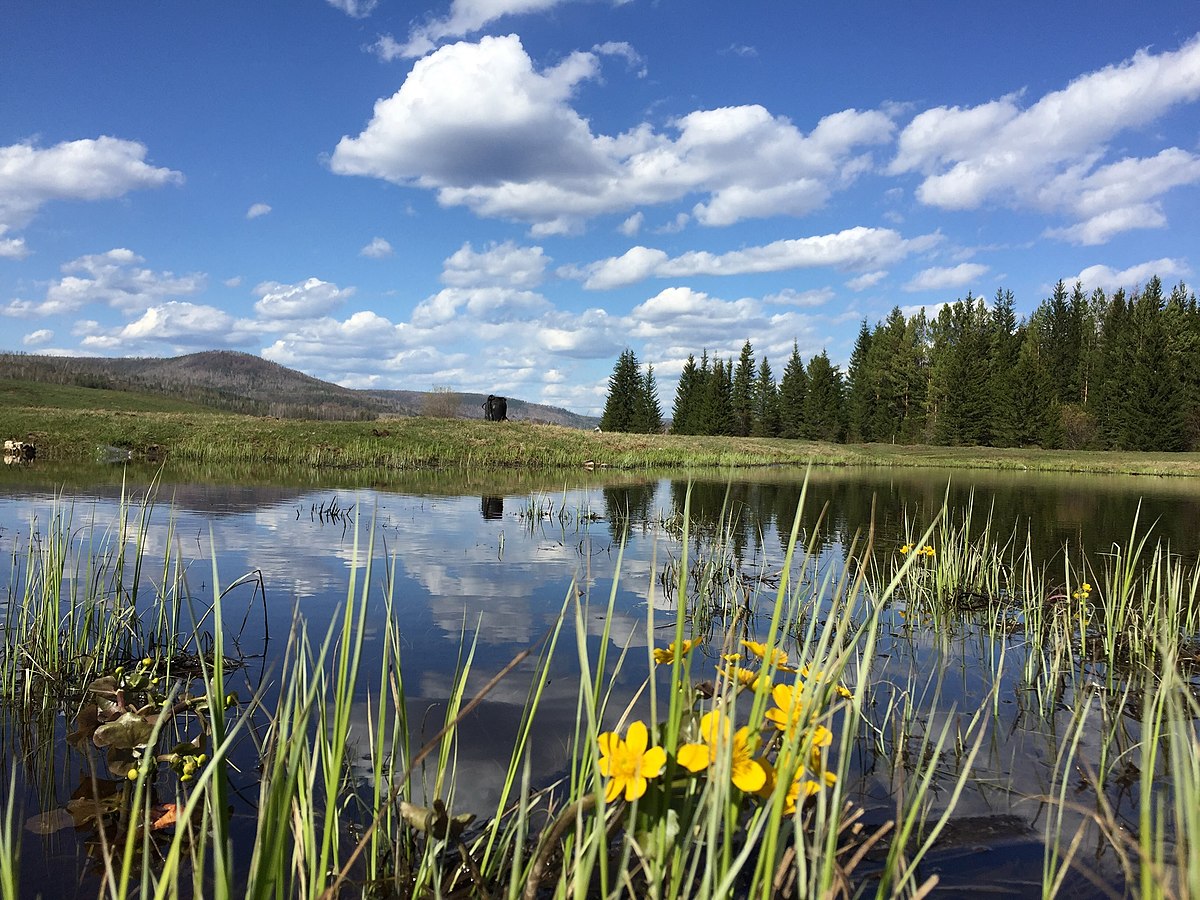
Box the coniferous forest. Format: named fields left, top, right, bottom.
left=601, top=276, right=1200, bottom=452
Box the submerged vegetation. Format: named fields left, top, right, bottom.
left=1, top=475, right=1199, bottom=898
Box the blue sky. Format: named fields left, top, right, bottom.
left=3, top=2, right=1199, bottom=415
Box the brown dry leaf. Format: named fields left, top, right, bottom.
left=151, top=803, right=178, bottom=830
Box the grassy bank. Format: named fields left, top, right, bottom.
left=6, top=402, right=1200, bottom=476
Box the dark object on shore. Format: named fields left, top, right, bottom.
left=4, top=440, right=36, bottom=463
left=483, top=395, right=508, bottom=422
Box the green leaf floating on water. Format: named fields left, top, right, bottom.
left=93, top=711, right=155, bottom=750
left=25, top=809, right=75, bottom=835
left=398, top=799, right=476, bottom=841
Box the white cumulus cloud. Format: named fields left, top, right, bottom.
left=846, top=270, right=887, bottom=291
left=246, top=202, right=272, bottom=219
left=441, top=241, right=548, bottom=289
left=360, top=236, right=394, bottom=258
left=575, top=227, right=935, bottom=290
left=326, top=0, right=378, bottom=18
left=332, top=35, right=894, bottom=232
left=389, top=0, right=586, bottom=59
left=79, top=302, right=252, bottom=352
left=22, top=328, right=53, bottom=346
left=253, top=277, right=355, bottom=320
left=2, top=248, right=204, bottom=318
left=892, top=34, right=1200, bottom=244
left=0, top=235, right=29, bottom=259
left=618, top=211, right=643, bottom=236
left=903, top=263, right=990, bottom=293
left=0, top=136, right=181, bottom=243
left=1067, top=258, right=1191, bottom=294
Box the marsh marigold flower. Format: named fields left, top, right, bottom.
left=784, top=768, right=837, bottom=815
left=899, top=543, right=913, bottom=555
left=597, top=721, right=667, bottom=802
left=652, top=638, right=698, bottom=665
left=677, top=709, right=767, bottom=793
left=766, top=683, right=836, bottom=746
left=719, top=664, right=765, bottom=691
left=740, top=639, right=791, bottom=670
left=798, top=664, right=854, bottom=700
left=921, top=545, right=935, bottom=558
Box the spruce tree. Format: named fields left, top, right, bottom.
left=1009, top=328, right=1056, bottom=447
left=635, top=364, right=664, bottom=434
left=600, top=349, right=641, bottom=432
left=778, top=341, right=808, bottom=439
left=1122, top=278, right=1187, bottom=451
left=987, top=289, right=1022, bottom=446
left=731, top=340, right=756, bottom=437
left=803, top=351, right=845, bottom=442
left=671, top=354, right=699, bottom=434
left=845, top=320, right=876, bottom=442
left=751, top=357, right=780, bottom=437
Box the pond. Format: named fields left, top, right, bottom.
left=1, top=461, right=1198, bottom=898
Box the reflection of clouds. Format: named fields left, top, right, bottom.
left=2, top=477, right=1154, bottom=886
left=859, top=622, right=1130, bottom=862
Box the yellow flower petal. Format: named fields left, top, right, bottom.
left=623, top=775, right=648, bottom=802
left=625, top=720, right=648, bottom=755
left=677, top=742, right=711, bottom=772
left=640, top=746, right=667, bottom=778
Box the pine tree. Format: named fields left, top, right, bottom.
left=778, top=341, right=808, bottom=439
left=731, top=340, right=756, bottom=437
left=600, top=349, right=641, bottom=432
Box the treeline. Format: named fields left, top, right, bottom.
left=601, top=275, right=1200, bottom=452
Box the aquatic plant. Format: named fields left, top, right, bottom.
left=2, top=474, right=1199, bottom=898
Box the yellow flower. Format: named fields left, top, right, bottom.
left=652, top=638, right=698, bottom=665
left=798, top=665, right=854, bottom=700
left=899, top=543, right=913, bottom=555
left=921, top=545, right=935, bottom=558
left=677, top=710, right=767, bottom=793
left=740, top=640, right=791, bottom=670
left=764, top=682, right=807, bottom=738
left=784, top=769, right=837, bottom=815
left=597, top=721, right=667, bottom=802
left=766, top=683, right=837, bottom=747
left=719, top=665, right=765, bottom=691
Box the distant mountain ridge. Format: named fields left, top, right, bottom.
left=0, top=351, right=599, bottom=428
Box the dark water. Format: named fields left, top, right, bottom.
left=2, top=461, right=1199, bottom=896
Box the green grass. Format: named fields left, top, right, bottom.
left=8, top=401, right=1200, bottom=475
left=0, top=379, right=212, bottom=414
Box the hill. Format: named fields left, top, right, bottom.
left=366, top=389, right=599, bottom=429
left=0, top=351, right=598, bottom=427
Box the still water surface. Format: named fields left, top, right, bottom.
left=2, top=462, right=1199, bottom=895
